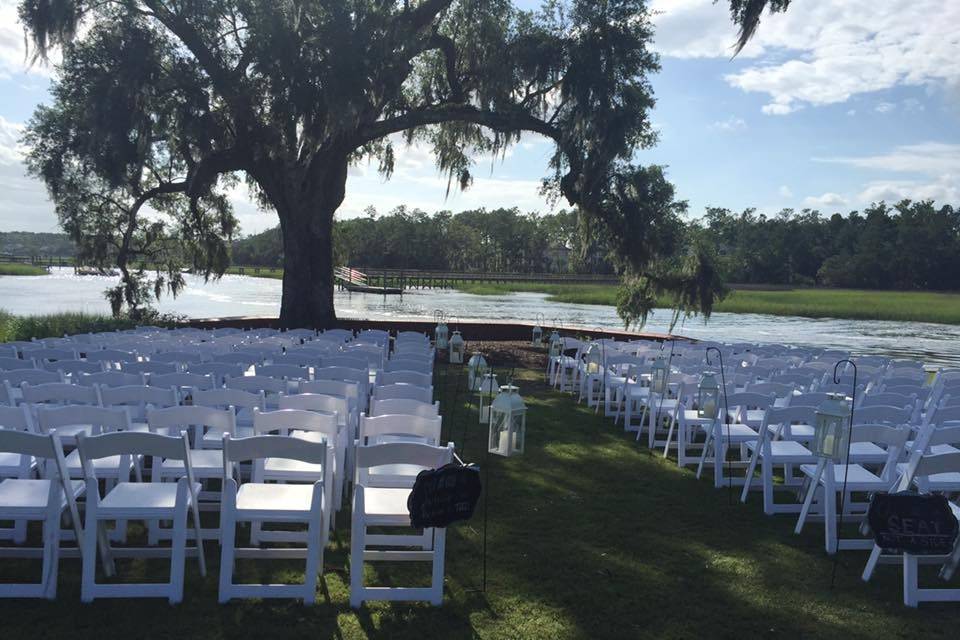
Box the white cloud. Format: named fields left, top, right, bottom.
left=778, top=185, right=793, bottom=198
left=0, top=115, right=25, bottom=165
left=803, top=192, right=848, bottom=208
left=816, top=142, right=960, bottom=175
left=653, top=0, right=960, bottom=115
left=815, top=142, right=960, bottom=206
left=710, top=116, right=747, bottom=132
left=858, top=176, right=959, bottom=204
left=875, top=101, right=896, bottom=114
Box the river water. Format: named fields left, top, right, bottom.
left=3, top=268, right=959, bottom=366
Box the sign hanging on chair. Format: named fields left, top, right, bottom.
left=407, top=463, right=482, bottom=529
left=868, top=492, right=959, bottom=555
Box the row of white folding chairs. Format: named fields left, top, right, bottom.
left=0, top=425, right=453, bottom=604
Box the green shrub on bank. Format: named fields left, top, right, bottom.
left=0, top=262, right=48, bottom=276
left=0, top=310, right=181, bottom=343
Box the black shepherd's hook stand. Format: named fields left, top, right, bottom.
left=706, top=347, right=733, bottom=504
left=830, top=358, right=857, bottom=590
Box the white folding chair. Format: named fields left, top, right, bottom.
left=350, top=442, right=453, bottom=608
left=218, top=433, right=330, bottom=604
left=372, top=383, right=433, bottom=404
left=252, top=408, right=341, bottom=531
left=0, top=405, right=42, bottom=542
left=369, top=398, right=440, bottom=418
left=0, top=429, right=82, bottom=599
left=795, top=424, right=910, bottom=554
left=740, top=406, right=818, bottom=514
left=99, top=384, right=180, bottom=432
left=77, top=370, right=144, bottom=388
left=147, top=405, right=236, bottom=541
left=378, top=370, right=432, bottom=388
left=76, top=430, right=204, bottom=603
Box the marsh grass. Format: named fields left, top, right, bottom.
left=456, top=282, right=960, bottom=325
left=0, top=311, right=137, bottom=343
left=0, top=361, right=957, bottom=639
left=0, top=262, right=48, bottom=276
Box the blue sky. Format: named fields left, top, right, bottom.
left=1, top=0, right=958, bottom=235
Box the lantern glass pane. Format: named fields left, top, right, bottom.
left=511, top=412, right=525, bottom=454
left=489, top=410, right=510, bottom=456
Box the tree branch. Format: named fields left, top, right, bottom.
left=357, top=104, right=560, bottom=146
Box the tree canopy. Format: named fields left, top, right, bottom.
left=20, top=0, right=790, bottom=327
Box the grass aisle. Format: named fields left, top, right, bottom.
left=0, top=357, right=955, bottom=638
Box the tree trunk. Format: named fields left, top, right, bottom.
left=272, top=157, right=348, bottom=330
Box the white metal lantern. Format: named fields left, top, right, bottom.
left=698, top=372, right=720, bottom=419
left=467, top=352, right=489, bottom=391
left=488, top=384, right=526, bottom=457
left=477, top=372, right=499, bottom=423
left=650, top=357, right=669, bottom=395
left=435, top=320, right=449, bottom=350
left=449, top=330, right=465, bottom=364
left=585, top=342, right=604, bottom=375
left=532, top=324, right=543, bottom=346
left=548, top=331, right=563, bottom=358
left=813, top=393, right=851, bottom=460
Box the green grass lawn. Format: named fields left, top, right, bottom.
left=456, top=281, right=960, bottom=324
left=1, top=358, right=957, bottom=638
left=0, top=262, right=48, bottom=276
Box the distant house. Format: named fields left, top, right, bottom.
left=544, top=244, right=571, bottom=273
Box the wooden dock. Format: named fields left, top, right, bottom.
left=344, top=267, right=618, bottom=290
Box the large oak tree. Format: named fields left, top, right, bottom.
left=20, top=0, right=788, bottom=328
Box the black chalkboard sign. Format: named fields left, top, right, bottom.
left=868, top=492, right=959, bottom=555
left=407, top=463, right=482, bottom=529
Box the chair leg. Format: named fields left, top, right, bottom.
left=430, top=527, right=446, bottom=606
left=218, top=502, right=236, bottom=604
left=862, top=544, right=883, bottom=582
left=80, top=507, right=99, bottom=603
left=795, top=461, right=825, bottom=535
left=823, top=484, right=838, bottom=554
left=168, top=502, right=189, bottom=605
left=41, top=505, right=61, bottom=600
left=696, top=431, right=713, bottom=480
left=349, top=489, right=365, bottom=609
left=904, top=553, right=919, bottom=607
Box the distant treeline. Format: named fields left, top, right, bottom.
left=233, top=206, right=615, bottom=274
left=702, top=200, right=960, bottom=290
left=233, top=200, right=960, bottom=291
left=0, top=231, right=76, bottom=258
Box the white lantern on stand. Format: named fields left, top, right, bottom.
left=477, top=372, right=499, bottom=423
left=449, top=330, right=465, bottom=364
left=650, top=356, right=669, bottom=395
left=532, top=313, right=544, bottom=345
left=585, top=342, right=604, bottom=375
left=434, top=311, right=449, bottom=350
left=467, top=352, right=489, bottom=391
left=813, top=393, right=851, bottom=460
left=488, top=384, right=526, bottom=457
left=548, top=330, right=563, bottom=358
left=697, top=371, right=720, bottom=419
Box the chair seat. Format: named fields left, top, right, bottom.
left=709, top=422, right=758, bottom=441
left=0, top=478, right=84, bottom=515
left=0, top=453, right=36, bottom=477
left=64, top=450, right=135, bottom=477
left=768, top=423, right=815, bottom=441
left=44, top=424, right=94, bottom=441
left=848, top=441, right=888, bottom=463
left=98, top=481, right=201, bottom=516
left=235, top=483, right=316, bottom=515
left=362, top=486, right=412, bottom=517
left=160, top=450, right=223, bottom=476
left=200, top=426, right=253, bottom=446
left=681, top=410, right=713, bottom=424
left=746, top=439, right=816, bottom=461
left=800, top=463, right=885, bottom=488
left=263, top=457, right=324, bottom=478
